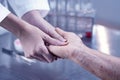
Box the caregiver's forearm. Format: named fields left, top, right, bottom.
left=0, top=13, right=29, bottom=37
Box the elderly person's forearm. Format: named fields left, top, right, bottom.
left=70, top=46, right=120, bottom=80
left=48, top=28, right=120, bottom=80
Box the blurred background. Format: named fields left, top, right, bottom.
left=0, top=0, right=120, bottom=80
left=47, top=0, right=120, bottom=29
left=46, top=0, right=95, bottom=37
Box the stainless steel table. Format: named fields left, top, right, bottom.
left=0, top=24, right=120, bottom=80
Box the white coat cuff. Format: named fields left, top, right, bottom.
left=0, top=4, right=10, bottom=23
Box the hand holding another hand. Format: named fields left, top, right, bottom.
left=19, top=25, right=66, bottom=63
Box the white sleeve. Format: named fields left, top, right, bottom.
left=8, top=0, right=50, bottom=18
left=0, top=3, right=10, bottom=23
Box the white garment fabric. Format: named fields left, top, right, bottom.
left=0, top=0, right=50, bottom=23
left=0, top=3, right=10, bottom=23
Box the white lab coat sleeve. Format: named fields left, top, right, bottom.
left=8, top=0, right=50, bottom=18
left=0, top=3, right=10, bottom=23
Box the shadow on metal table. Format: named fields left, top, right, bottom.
left=0, top=24, right=120, bottom=80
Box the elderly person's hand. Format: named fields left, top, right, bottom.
left=48, top=28, right=120, bottom=80
left=48, top=28, right=85, bottom=59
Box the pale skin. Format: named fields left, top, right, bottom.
left=0, top=13, right=66, bottom=63
left=48, top=28, right=120, bottom=80
left=22, top=10, right=65, bottom=42
left=22, top=10, right=66, bottom=62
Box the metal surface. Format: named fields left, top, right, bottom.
left=0, top=24, right=120, bottom=80
left=92, top=24, right=120, bottom=57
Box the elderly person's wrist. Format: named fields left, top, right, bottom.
left=68, top=45, right=89, bottom=60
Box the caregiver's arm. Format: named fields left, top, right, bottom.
left=0, top=13, right=28, bottom=37
left=48, top=28, right=120, bottom=80
left=0, top=13, right=66, bottom=62
left=7, top=0, right=66, bottom=44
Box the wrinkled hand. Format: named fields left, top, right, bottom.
left=19, top=25, right=66, bottom=63
left=48, top=28, right=85, bottom=59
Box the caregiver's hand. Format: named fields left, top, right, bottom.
left=19, top=25, right=66, bottom=63
left=0, top=13, right=66, bottom=63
